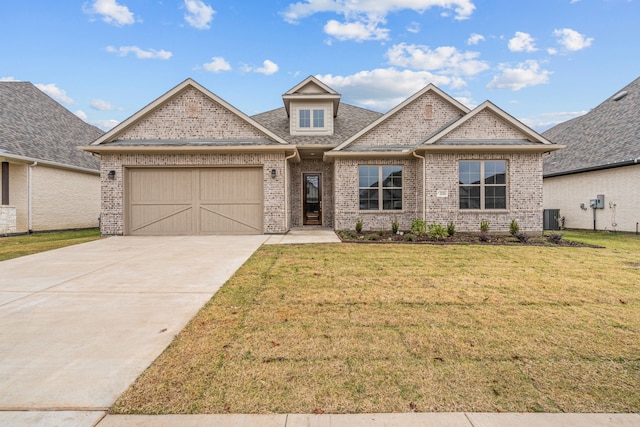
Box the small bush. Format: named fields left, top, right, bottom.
left=338, top=230, right=355, bottom=240
left=447, top=221, right=456, bottom=237
left=515, top=232, right=530, bottom=243
left=546, top=232, right=563, bottom=244
left=411, top=219, right=427, bottom=236
left=355, top=218, right=363, bottom=234
left=478, top=232, right=491, bottom=242
left=509, top=219, right=520, bottom=236
left=404, top=233, right=416, bottom=242
left=391, top=217, right=399, bottom=234
left=378, top=230, right=386, bottom=236
left=480, top=220, right=490, bottom=233
left=366, top=234, right=379, bottom=241
left=428, top=222, right=448, bottom=240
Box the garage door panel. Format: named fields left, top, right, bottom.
left=130, top=169, right=193, bottom=202
left=127, top=167, right=263, bottom=235
left=199, top=168, right=263, bottom=202
left=129, top=205, right=193, bottom=235
left=200, top=204, right=262, bottom=234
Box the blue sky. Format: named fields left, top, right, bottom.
left=1, top=0, right=638, bottom=132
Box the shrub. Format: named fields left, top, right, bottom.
left=404, top=233, right=416, bottom=242
left=515, top=232, right=530, bottom=243
left=480, top=219, right=490, bottom=233
left=478, top=232, right=491, bottom=242
left=509, top=219, right=520, bottom=236
left=546, top=232, right=563, bottom=244
left=366, top=234, right=379, bottom=241
left=447, top=221, right=456, bottom=237
left=428, top=222, right=448, bottom=240
left=411, top=219, right=427, bottom=236
left=355, top=218, right=363, bottom=234
left=338, top=230, right=355, bottom=240
left=391, top=217, right=399, bottom=234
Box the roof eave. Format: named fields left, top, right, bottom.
left=416, top=144, right=565, bottom=154
left=80, top=145, right=299, bottom=155
left=0, top=152, right=100, bottom=174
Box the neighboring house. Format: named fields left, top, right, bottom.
left=543, top=77, right=640, bottom=233
left=83, top=77, right=561, bottom=236
left=0, top=82, right=103, bottom=235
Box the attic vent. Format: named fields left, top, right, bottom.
left=424, top=104, right=434, bottom=120
left=186, top=101, right=200, bottom=118
left=612, top=91, right=628, bottom=101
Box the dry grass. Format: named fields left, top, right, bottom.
left=111, top=230, right=640, bottom=414
left=0, top=229, right=101, bottom=261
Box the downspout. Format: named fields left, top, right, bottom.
left=283, top=151, right=297, bottom=231
left=28, top=161, right=38, bottom=233
left=412, top=151, right=426, bottom=222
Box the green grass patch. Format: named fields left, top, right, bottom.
left=111, top=230, right=640, bottom=414
left=0, top=229, right=101, bottom=261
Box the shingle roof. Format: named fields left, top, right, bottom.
left=252, top=103, right=382, bottom=146
left=543, top=76, right=640, bottom=176
left=0, top=82, right=102, bottom=170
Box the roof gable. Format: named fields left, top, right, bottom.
left=0, top=81, right=102, bottom=170
left=334, top=83, right=470, bottom=151
left=423, top=101, right=553, bottom=145
left=282, top=76, right=341, bottom=117
left=92, top=78, right=287, bottom=146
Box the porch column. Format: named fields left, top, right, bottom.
left=1, top=161, right=8, bottom=205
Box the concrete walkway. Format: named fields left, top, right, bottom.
left=264, top=227, right=341, bottom=245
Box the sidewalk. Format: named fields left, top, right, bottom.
left=98, top=412, right=640, bottom=426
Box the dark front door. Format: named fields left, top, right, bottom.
left=303, top=173, right=322, bottom=225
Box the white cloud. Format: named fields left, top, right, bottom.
left=35, top=83, right=74, bottom=105
left=203, top=57, right=232, bottom=72
left=407, top=22, right=420, bottom=34
left=184, top=0, right=215, bottom=30
left=324, top=18, right=389, bottom=41
left=282, top=0, right=475, bottom=41
left=508, top=32, right=537, bottom=52
left=467, top=33, right=485, bottom=45
left=316, top=68, right=468, bottom=111
left=547, top=47, right=558, bottom=55
left=553, top=28, right=593, bottom=51
left=386, top=43, right=489, bottom=76
left=106, top=45, right=172, bottom=60
left=254, top=60, right=279, bottom=75
left=74, top=110, right=88, bottom=121
left=84, top=0, right=135, bottom=26
left=487, top=60, right=551, bottom=91
left=90, top=99, right=122, bottom=111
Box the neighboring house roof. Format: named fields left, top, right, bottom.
left=543, top=76, right=640, bottom=177
left=252, top=103, right=382, bottom=146
left=0, top=81, right=102, bottom=170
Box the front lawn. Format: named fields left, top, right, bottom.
left=112, top=230, right=640, bottom=414
left=0, top=229, right=101, bottom=261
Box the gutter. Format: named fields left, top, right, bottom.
left=544, top=158, right=640, bottom=178
left=28, top=161, right=37, bottom=233
left=283, top=151, right=298, bottom=231
left=0, top=152, right=99, bottom=175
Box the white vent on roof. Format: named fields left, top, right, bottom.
left=612, top=91, right=628, bottom=101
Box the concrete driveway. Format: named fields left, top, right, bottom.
left=0, top=235, right=267, bottom=422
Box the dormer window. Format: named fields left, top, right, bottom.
left=299, top=109, right=325, bottom=128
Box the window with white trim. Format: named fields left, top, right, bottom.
left=459, top=160, right=507, bottom=209
left=359, top=166, right=403, bottom=211
left=299, top=109, right=325, bottom=128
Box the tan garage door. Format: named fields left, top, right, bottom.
left=126, top=167, right=263, bottom=235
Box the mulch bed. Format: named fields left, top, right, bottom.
left=336, top=230, right=601, bottom=247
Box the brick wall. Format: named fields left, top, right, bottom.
left=443, top=110, right=525, bottom=140
left=333, top=158, right=419, bottom=231
left=425, top=153, right=543, bottom=232
left=350, top=91, right=463, bottom=148
left=117, top=87, right=270, bottom=141
left=0, top=206, right=16, bottom=234
left=100, top=153, right=287, bottom=235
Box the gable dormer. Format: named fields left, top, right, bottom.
left=282, top=76, right=341, bottom=136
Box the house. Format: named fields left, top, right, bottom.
left=0, top=82, right=103, bottom=235
left=543, top=77, right=640, bottom=233
left=82, top=76, right=561, bottom=236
